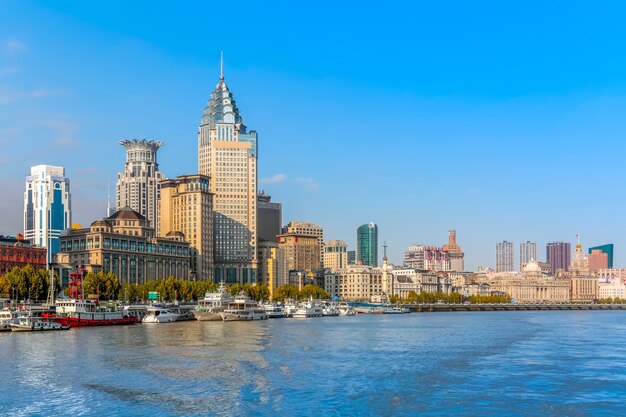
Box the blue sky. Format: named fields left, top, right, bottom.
left=1, top=1, right=626, bottom=270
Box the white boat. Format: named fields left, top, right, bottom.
left=283, top=301, right=297, bottom=318
left=193, top=283, right=233, bottom=321
left=220, top=294, right=268, bottom=321
left=293, top=299, right=323, bottom=318
left=0, top=309, right=18, bottom=332
left=321, top=302, right=340, bottom=317
left=262, top=303, right=285, bottom=318
left=142, top=306, right=180, bottom=323
left=10, top=313, right=70, bottom=332
left=337, top=303, right=357, bottom=316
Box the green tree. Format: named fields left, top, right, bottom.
left=272, top=284, right=299, bottom=302
left=0, top=274, right=10, bottom=297
left=29, top=268, right=49, bottom=301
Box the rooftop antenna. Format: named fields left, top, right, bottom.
left=220, top=50, right=224, bottom=80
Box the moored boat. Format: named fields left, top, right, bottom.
left=293, top=299, right=323, bottom=318
left=10, top=313, right=70, bottom=332
left=44, top=298, right=137, bottom=327
left=142, top=306, right=180, bottom=323
left=220, top=294, right=268, bottom=321
left=193, top=283, right=233, bottom=321
left=262, top=303, right=286, bottom=318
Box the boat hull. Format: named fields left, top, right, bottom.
left=43, top=313, right=137, bottom=327
left=193, top=311, right=224, bottom=321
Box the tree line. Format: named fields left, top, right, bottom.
left=389, top=291, right=512, bottom=304
left=0, top=265, right=60, bottom=302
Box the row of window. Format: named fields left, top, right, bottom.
left=61, top=238, right=189, bottom=256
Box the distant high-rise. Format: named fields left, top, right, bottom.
left=116, top=139, right=165, bottom=230
left=24, top=165, right=72, bottom=263
left=357, top=223, right=378, bottom=267
left=442, top=229, right=464, bottom=271
left=257, top=191, right=282, bottom=243
left=546, top=242, right=571, bottom=273
left=588, top=244, right=613, bottom=269
left=198, top=59, right=258, bottom=284
left=496, top=241, right=514, bottom=272
left=324, top=240, right=348, bottom=271
left=348, top=251, right=356, bottom=265
left=519, top=241, right=537, bottom=269
left=159, top=174, right=213, bottom=281
left=588, top=249, right=609, bottom=270
left=404, top=245, right=450, bottom=271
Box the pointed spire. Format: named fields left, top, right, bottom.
left=220, top=50, right=224, bottom=80
left=383, top=241, right=388, bottom=260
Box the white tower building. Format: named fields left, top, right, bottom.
left=24, top=165, right=72, bottom=263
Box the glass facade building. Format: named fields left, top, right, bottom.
left=357, top=223, right=378, bottom=267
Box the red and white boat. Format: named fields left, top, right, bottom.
left=42, top=269, right=137, bottom=327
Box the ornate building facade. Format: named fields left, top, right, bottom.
left=116, top=139, right=165, bottom=231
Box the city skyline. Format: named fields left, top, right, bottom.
left=2, top=2, right=626, bottom=269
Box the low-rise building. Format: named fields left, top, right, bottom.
left=54, top=207, right=191, bottom=284
left=0, top=235, right=47, bottom=275
left=570, top=276, right=598, bottom=303
left=324, top=265, right=382, bottom=301
left=487, top=260, right=570, bottom=303
left=598, top=277, right=626, bottom=300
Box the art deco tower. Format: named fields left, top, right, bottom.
left=198, top=58, right=258, bottom=284
left=116, top=139, right=165, bottom=231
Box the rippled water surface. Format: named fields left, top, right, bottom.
left=2, top=311, right=626, bottom=416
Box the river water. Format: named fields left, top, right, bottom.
left=2, top=311, right=626, bottom=416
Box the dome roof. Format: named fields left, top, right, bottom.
left=107, top=206, right=145, bottom=221
left=199, top=76, right=247, bottom=132
left=523, top=259, right=542, bottom=273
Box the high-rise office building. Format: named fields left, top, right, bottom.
left=281, top=222, right=324, bottom=269
left=588, top=249, right=609, bottom=270
left=159, top=174, right=213, bottom=281
left=442, top=229, right=464, bottom=271
left=496, top=241, right=514, bottom=272
left=257, top=191, right=281, bottom=243
left=277, top=233, right=320, bottom=273
left=588, top=244, right=613, bottom=269
left=198, top=60, right=258, bottom=284
left=357, top=223, right=378, bottom=267
left=324, top=240, right=348, bottom=271
left=348, top=251, right=356, bottom=265
left=24, top=165, right=72, bottom=263
left=519, top=241, right=537, bottom=269
left=546, top=242, right=571, bottom=273
left=116, top=139, right=165, bottom=230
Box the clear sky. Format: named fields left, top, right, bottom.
left=1, top=1, right=626, bottom=270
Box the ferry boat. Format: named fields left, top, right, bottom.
left=193, top=283, right=233, bottom=321
left=44, top=298, right=137, bottom=327
left=0, top=309, right=16, bottom=332
left=262, top=303, right=286, bottom=318
left=337, top=303, right=357, bottom=316
left=220, top=294, right=268, bottom=321
left=42, top=269, right=137, bottom=327
left=293, top=299, right=323, bottom=318
left=142, top=306, right=180, bottom=323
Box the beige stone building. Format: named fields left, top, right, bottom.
left=159, top=174, right=213, bottom=281
left=278, top=233, right=319, bottom=273
left=55, top=207, right=190, bottom=284
left=570, top=276, right=598, bottom=303
left=324, top=265, right=382, bottom=301
left=487, top=261, right=570, bottom=303
left=282, top=222, right=324, bottom=269
left=324, top=240, right=348, bottom=271
left=198, top=64, right=258, bottom=284
left=257, top=241, right=287, bottom=298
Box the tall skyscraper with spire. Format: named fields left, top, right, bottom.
left=198, top=55, right=258, bottom=283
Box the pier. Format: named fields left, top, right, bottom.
left=405, top=303, right=626, bottom=312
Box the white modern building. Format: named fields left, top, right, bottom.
left=24, top=165, right=72, bottom=263
left=116, top=139, right=165, bottom=231
left=198, top=59, right=259, bottom=284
